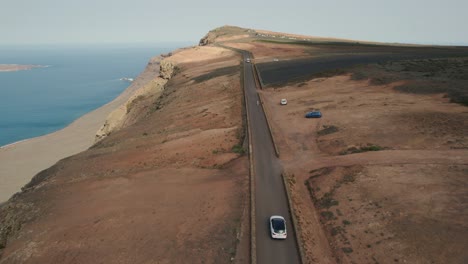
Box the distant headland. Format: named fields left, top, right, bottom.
left=0, top=64, right=48, bottom=72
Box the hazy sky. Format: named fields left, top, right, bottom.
left=1, top=0, right=467, bottom=45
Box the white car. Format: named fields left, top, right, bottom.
left=270, top=215, right=287, bottom=239
left=246, top=58, right=251, bottom=63
left=273, top=58, right=279, bottom=62
left=280, top=98, right=287, bottom=105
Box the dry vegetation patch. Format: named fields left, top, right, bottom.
left=306, top=164, right=468, bottom=264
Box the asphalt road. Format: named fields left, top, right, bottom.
left=242, top=52, right=300, bottom=264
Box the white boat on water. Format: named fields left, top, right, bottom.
left=120, top=77, right=134, bottom=82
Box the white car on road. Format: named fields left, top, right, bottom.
left=270, top=215, right=287, bottom=239
left=280, top=98, right=288, bottom=105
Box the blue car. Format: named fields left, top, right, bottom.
left=305, top=111, right=322, bottom=118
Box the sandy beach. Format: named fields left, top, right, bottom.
left=0, top=57, right=160, bottom=202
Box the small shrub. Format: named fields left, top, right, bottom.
left=341, top=144, right=385, bottom=155
left=319, top=193, right=339, bottom=208
left=317, top=125, right=339, bottom=136
left=213, top=164, right=223, bottom=169
left=351, top=71, right=368, bottom=81
left=331, top=227, right=340, bottom=236
left=231, top=144, right=245, bottom=155
left=342, top=247, right=353, bottom=254
left=361, top=145, right=383, bottom=151
left=320, top=211, right=335, bottom=220
left=343, top=174, right=355, bottom=183
left=343, top=220, right=351, bottom=225
left=348, top=147, right=362, bottom=154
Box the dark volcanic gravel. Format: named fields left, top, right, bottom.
left=256, top=46, right=468, bottom=86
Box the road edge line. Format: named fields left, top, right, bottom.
left=243, top=54, right=257, bottom=264
left=252, top=63, right=264, bottom=89
left=257, top=93, right=280, bottom=158
left=249, top=124, right=256, bottom=264
left=282, top=172, right=307, bottom=264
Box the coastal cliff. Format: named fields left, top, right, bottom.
left=199, top=25, right=251, bottom=46
left=95, top=57, right=177, bottom=142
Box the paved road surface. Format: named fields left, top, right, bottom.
left=242, top=52, right=301, bottom=264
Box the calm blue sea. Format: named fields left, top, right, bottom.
left=0, top=44, right=182, bottom=147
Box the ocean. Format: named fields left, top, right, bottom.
left=0, top=44, right=182, bottom=147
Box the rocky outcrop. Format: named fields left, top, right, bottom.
left=159, top=60, right=177, bottom=79
left=199, top=32, right=216, bottom=46
left=199, top=25, right=251, bottom=46
left=95, top=57, right=177, bottom=142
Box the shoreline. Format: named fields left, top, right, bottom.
left=0, top=56, right=162, bottom=202
left=0, top=139, right=30, bottom=149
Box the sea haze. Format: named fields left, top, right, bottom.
left=0, top=44, right=180, bottom=146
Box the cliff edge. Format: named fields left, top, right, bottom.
left=95, top=56, right=177, bottom=141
